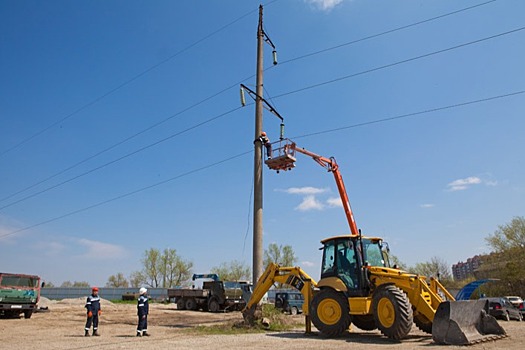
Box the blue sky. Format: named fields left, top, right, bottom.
left=1, top=0, right=524, bottom=287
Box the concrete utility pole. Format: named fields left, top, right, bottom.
left=252, top=4, right=265, bottom=286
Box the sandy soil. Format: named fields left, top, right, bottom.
left=1, top=298, right=524, bottom=350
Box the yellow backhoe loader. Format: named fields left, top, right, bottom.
left=243, top=139, right=506, bottom=345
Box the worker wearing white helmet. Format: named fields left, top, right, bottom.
left=136, top=287, right=150, bottom=337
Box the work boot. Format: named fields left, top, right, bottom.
left=85, top=330, right=90, bottom=337
left=142, top=331, right=150, bottom=336
left=136, top=331, right=142, bottom=337
left=93, top=330, right=100, bottom=336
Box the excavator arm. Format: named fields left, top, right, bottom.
left=242, top=262, right=317, bottom=332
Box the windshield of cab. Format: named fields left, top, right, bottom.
left=362, top=238, right=389, bottom=267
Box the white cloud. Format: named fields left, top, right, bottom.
left=76, top=238, right=127, bottom=259
left=447, top=176, right=482, bottom=191
left=282, top=186, right=328, bottom=195
left=296, top=195, right=324, bottom=211
left=301, top=261, right=315, bottom=267
left=305, top=0, right=346, bottom=11
left=39, top=241, right=67, bottom=256
left=326, top=197, right=343, bottom=208
left=420, top=204, right=434, bottom=208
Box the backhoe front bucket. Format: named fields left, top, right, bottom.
left=432, top=300, right=506, bottom=345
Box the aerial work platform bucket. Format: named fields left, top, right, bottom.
left=264, top=139, right=297, bottom=172
left=432, top=300, right=506, bottom=345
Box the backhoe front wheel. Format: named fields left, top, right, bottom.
left=372, top=285, right=413, bottom=340
left=311, top=288, right=351, bottom=337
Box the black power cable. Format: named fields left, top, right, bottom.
left=1, top=88, right=522, bottom=239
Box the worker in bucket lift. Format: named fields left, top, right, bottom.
left=257, top=131, right=272, bottom=159
left=136, top=287, right=150, bottom=337
left=85, top=287, right=102, bottom=336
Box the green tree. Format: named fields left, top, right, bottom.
left=384, top=253, right=407, bottom=270
left=410, top=256, right=452, bottom=282
left=263, top=243, right=298, bottom=267
left=42, top=281, right=55, bottom=288
left=139, top=248, right=193, bottom=288
left=106, top=272, right=129, bottom=288
left=60, top=280, right=90, bottom=287
left=142, top=248, right=162, bottom=287
left=483, top=216, right=525, bottom=296
left=211, top=260, right=251, bottom=281
left=129, top=271, right=146, bottom=288
left=486, top=216, right=525, bottom=252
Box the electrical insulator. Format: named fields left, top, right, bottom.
left=272, top=50, right=278, bottom=65
left=240, top=87, right=246, bottom=106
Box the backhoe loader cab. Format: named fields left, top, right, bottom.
left=320, top=235, right=389, bottom=296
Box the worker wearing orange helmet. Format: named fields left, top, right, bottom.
left=257, top=131, right=272, bottom=159
left=84, top=287, right=102, bottom=336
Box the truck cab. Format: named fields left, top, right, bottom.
left=0, top=272, right=42, bottom=319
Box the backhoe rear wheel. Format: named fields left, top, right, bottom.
left=311, top=288, right=351, bottom=337
left=372, top=285, right=413, bottom=340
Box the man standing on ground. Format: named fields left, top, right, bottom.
left=136, top=287, right=149, bottom=337
left=85, top=287, right=102, bottom=336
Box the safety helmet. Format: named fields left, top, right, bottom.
left=139, top=287, right=147, bottom=295
left=92, top=287, right=99, bottom=292
left=261, top=131, right=266, bottom=136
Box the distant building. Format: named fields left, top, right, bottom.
left=452, top=255, right=483, bottom=281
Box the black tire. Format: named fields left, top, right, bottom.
left=185, top=298, right=197, bottom=311
left=290, top=306, right=298, bottom=316
left=413, top=313, right=432, bottom=334
left=310, top=288, right=351, bottom=337
left=24, top=310, right=33, bottom=319
left=208, top=297, right=220, bottom=313
left=372, top=285, right=413, bottom=340
left=351, top=315, right=377, bottom=331
left=504, top=312, right=510, bottom=322
left=176, top=298, right=186, bottom=310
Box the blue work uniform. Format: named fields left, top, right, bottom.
left=85, top=294, right=101, bottom=333
left=137, top=294, right=149, bottom=335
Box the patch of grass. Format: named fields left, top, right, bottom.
left=190, top=322, right=266, bottom=335
left=188, top=304, right=305, bottom=335
left=110, top=299, right=137, bottom=304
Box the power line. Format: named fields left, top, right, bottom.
left=0, top=0, right=499, bottom=204
left=0, top=79, right=250, bottom=204
left=0, top=151, right=252, bottom=239
left=292, top=90, right=525, bottom=140
left=1, top=26, right=521, bottom=210
left=0, top=5, right=261, bottom=159
left=273, top=26, right=525, bottom=99
left=277, top=0, right=498, bottom=66
left=0, top=106, right=244, bottom=212
left=1, top=88, right=522, bottom=239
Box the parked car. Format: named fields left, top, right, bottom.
left=482, top=297, right=523, bottom=321
left=505, top=296, right=525, bottom=316
left=274, top=291, right=304, bottom=315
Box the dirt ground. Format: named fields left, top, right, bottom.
left=1, top=298, right=524, bottom=350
